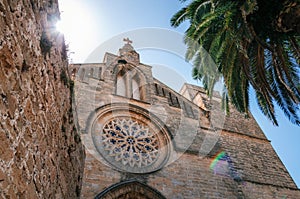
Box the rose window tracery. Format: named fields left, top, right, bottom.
left=102, top=118, right=159, bottom=168
left=92, top=113, right=171, bottom=173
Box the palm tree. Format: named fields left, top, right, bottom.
left=171, top=0, right=300, bottom=126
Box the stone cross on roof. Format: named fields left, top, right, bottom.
left=119, top=37, right=137, bottom=58
left=123, top=38, right=132, bottom=45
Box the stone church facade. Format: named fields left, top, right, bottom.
left=70, top=40, right=300, bottom=198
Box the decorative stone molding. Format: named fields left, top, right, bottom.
left=87, top=103, right=172, bottom=173
left=95, top=180, right=166, bottom=199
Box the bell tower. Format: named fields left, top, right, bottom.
left=118, top=38, right=140, bottom=65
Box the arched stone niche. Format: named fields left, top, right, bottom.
left=95, top=180, right=166, bottom=199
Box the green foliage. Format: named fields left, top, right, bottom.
left=69, top=78, right=75, bottom=96
left=21, top=60, right=30, bottom=72
left=60, top=68, right=75, bottom=116
left=61, top=124, right=66, bottom=133
left=61, top=42, right=69, bottom=61
left=60, top=69, right=69, bottom=86
left=40, top=31, right=52, bottom=57
left=171, top=0, right=300, bottom=126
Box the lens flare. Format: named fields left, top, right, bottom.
left=210, top=151, right=243, bottom=182
left=210, top=151, right=227, bottom=171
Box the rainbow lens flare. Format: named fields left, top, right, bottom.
left=210, top=151, right=243, bottom=182
left=210, top=151, right=228, bottom=171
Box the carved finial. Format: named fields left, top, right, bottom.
left=123, top=38, right=132, bottom=45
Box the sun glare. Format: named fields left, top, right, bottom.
left=57, top=0, right=97, bottom=62
left=55, top=20, right=64, bottom=33
left=56, top=0, right=94, bottom=35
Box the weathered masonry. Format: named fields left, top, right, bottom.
left=0, top=0, right=85, bottom=198
left=71, top=40, right=300, bottom=199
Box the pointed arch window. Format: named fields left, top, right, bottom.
left=115, top=66, right=145, bottom=101
left=116, top=73, right=126, bottom=97
left=132, top=78, right=140, bottom=100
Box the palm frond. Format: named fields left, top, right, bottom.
left=255, top=89, right=278, bottom=126
left=170, top=6, right=189, bottom=27
left=172, top=0, right=300, bottom=126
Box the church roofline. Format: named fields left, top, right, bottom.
left=153, top=78, right=206, bottom=111
left=179, top=82, right=222, bottom=98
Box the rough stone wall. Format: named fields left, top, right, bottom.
left=180, top=83, right=268, bottom=139
left=82, top=151, right=300, bottom=199
left=0, top=0, right=85, bottom=198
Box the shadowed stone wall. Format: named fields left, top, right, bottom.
left=0, top=0, right=85, bottom=198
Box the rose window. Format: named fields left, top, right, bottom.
left=92, top=115, right=170, bottom=173
left=102, top=118, right=159, bottom=168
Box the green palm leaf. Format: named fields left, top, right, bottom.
left=171, top=0, right=300, bottom=126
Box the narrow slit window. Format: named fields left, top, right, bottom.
left=116, top=74, right=126, bottom=97
left=132, top=79, right=140, bottom=100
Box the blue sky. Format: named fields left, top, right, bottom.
left=57, top=0, right=299, bottom=188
